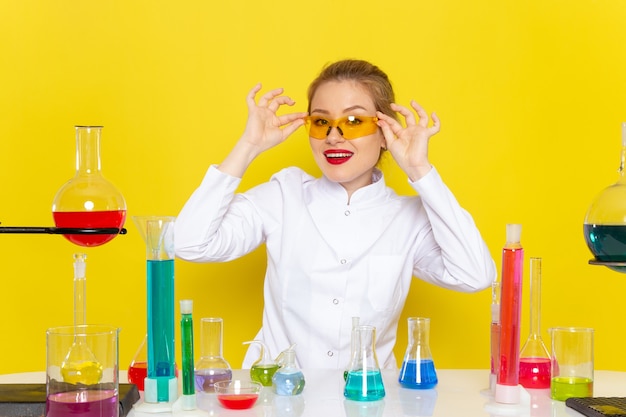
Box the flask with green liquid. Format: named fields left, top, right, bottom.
left=243, top=340, right=279, bottom=387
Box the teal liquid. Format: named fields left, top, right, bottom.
left=584, top=224, right=626, bottom=272
left=344, top=370, right=385, bottom=401
left=147, top=259, right=176, bottom=402
left=551, top=376, right=593, bottom=401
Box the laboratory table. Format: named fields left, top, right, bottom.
left=3, top=369, right=626, bottom=417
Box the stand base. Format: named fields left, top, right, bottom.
left=484, top=385, right=531, bottom=416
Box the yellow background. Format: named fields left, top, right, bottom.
left=1, top=1, right=626, bottom=375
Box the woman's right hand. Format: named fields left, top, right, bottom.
left=240, top=83, right=307, bottom=154
left=219, top=84, right=307, bottom=178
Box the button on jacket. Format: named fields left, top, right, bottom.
left=175, top=165, right=496, bottom=369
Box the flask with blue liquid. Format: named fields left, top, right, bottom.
left=398, top=317, right=438, bottom=389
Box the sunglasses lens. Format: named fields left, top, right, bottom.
left=306, top=116, right=378, bottom=140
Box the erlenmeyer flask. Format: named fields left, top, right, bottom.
left=584, top=122, right=626, bottom=272
left=128, top=335, right=148, bottom=392
left=52, top=126, right=126, bottom=247
left=398, top=317, right=438, bottom=389
left=344, top=325, right=385, bottom=401
left=518, top=257, right=551, bottom=389
left=195, top=318, right=233, bottom=392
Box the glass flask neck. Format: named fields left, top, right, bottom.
left=409, top=317, right=431, bottom=346
left=200, top=318, right=225, bottom=358
left=348, top=325, right=380, bottom=371
left=75, top=126, right=103, bottom=176
left=528, top=257, right=543, bottom=337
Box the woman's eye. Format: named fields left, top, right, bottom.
left=346, top=116, right=362, bottom=126
left=313, top=118, right=329, bottom=126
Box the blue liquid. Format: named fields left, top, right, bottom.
left=272, top=370, right=306, bottom=395
left=344, top=370, right=385, bottom=401
left=398, top=359, right=438, bottom=389
left=147, top=259, right=175, bottom=402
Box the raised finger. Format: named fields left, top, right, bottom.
left=277, top=112, right=308, bottom=127
left=376, top=111, right=404, bottom=137
left=257, top=87, right=285, bottom=107
left=430, top=111, right=441, bottom=133
left=410, top=100, right=430, bottom=127
left=391, top=102, right=418, bottom=126
left=246, top=83, right=263, bottom=108
left=268, top=95, right=296, bottom=113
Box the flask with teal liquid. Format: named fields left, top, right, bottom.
left=344, top=325, right=385, bottom=401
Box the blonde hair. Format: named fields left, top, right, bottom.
left=307, top=59, right=398, bottom=122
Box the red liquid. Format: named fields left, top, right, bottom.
left=53, top=210, right=126, bottom=247
left=519, top=357, right=551, bottom=389
left=498, top=246, right=523, bottom=387
left=217, top=394, right=258, bottom=409
left=128, top=362, right=147, bottom=391
left=46, top=389, right=118, bottom=417
left=127, top=361, right=179, bottom=391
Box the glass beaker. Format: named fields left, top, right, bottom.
left=133, top=216, right=177, bottom=406
left=518, top=257, right=551, bottom=389
left=344, top=325, right=385, bottom=401
left=46, top=325, right=119, bottom=417
left=398, top=317, right=438, bottom=389
left=52, top=126, right=126, bottom=247
left=584, top=122, right=626, bottom=272
left=195, top=318, right=233, bottom=392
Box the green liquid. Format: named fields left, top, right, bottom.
left=551, top=376, right=593, bottom=401
left=250, top=364, right=279, bottom=386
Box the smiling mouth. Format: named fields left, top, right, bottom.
left=324, top=151, right=353, bottom=165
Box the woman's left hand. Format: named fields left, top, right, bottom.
left=377, top=101, right=440, bottom=181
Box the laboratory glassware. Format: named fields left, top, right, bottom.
left=495, top=224, right=523, bottom=404
left=344, top=316, right=360, bottom=381
left=133, top=216, right=177, bottom=409
left=272, top=344, right=305, bottom=396
left=127, top=335, right=148, bottom=392
left=398, top=317, right=438, bottom=389
left=52, top=126, right=126, bottom=247
left=61, top=253, right=103, bottom=385
left=179, top=300, right=196, bottom=410
left=518, top=257, right=551, bottom=389
left=344, top=325, right=385, bottom=401
left=243, top=340, right=279, bottom=387
left=549, top=327, right=594, bottom=401
left=47, top=325, right=119, bottom=417
left=195, top=317, right=232, bottom=392
left=584, top=122, right=626, bottom=272
left=489, top=280, right=501, bottom=395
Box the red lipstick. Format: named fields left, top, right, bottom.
left=323, top=149, right=353, bottom=165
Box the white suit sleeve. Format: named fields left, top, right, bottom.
left=174, top=165, right=265, bottom=262
left=410, top=167, right=496, bottom=292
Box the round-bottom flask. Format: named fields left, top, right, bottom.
left=584, top=122, right=626, bottom=272
left=195, top=318, right=232, bottom=392
left=52, top=126, right=126, bottom=247
left=398, top=317, right=438, bottom=389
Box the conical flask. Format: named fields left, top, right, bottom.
left=128, top=335, right=148, bottom=392
left=584, top=122, right=626, bottom=272
left=518, top=257, right=551, bottom=389
left=133, top=216, right=177, bottom=406
left=344, top=325, right=385, bottom=401
left=398, top=317, right=438, bottom=389
left=195, top=317, right=233, bottom=393
left=52, top=126, right=126, bottom=247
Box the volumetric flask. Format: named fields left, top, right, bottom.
left=518, top=257, right=551, bottom=389
left=344, top=325, right=385, bottom=401
left=195, top=318, right=232, bottom=392
left=398, top=317, right=438, bottom=389
left=52, top=126, right=126, bottom=247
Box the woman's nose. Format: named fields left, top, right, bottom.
left=325, top=126, right=345, bottom=144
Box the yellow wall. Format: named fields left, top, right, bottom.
left=2, top=1, right=626, bottom=374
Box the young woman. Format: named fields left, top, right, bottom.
left=175, top=59, right=496, bottom=369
